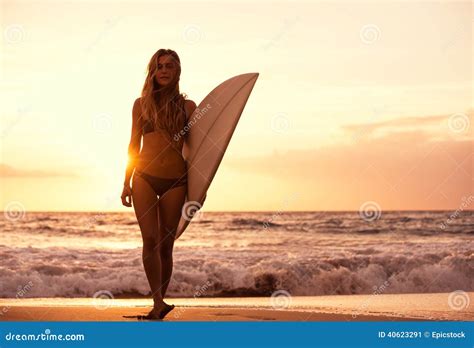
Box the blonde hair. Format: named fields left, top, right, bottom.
left=140, top=49, right=187, bottom=141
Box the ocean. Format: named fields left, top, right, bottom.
left=1, top=211, right=473, bottom=298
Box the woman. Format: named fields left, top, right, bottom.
left=121, top=49, right=197, bottom=320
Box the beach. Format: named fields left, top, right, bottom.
left=1, top=292, right=472, bottom=321
left=1, top=211, right=472, bottom=323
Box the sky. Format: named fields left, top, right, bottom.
left=1, top=0, right=472, bottom=212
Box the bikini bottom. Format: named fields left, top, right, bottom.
left=134, top=170, right=187, bottom=196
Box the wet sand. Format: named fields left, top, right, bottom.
left=1, top=293, right=472, bottom=321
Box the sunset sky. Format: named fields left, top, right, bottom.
left=1, top=0, right=472, bottom=212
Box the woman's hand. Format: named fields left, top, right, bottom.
left=121, top=184, right=133, bottom=207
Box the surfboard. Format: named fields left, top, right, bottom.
left=175, top=72, right=259, bottom=239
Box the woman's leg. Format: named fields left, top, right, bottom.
left=131, top=175, right=165, bottom=307
left=158, top=183, right=187, bottom=299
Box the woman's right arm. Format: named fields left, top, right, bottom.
left=123, top=98, right=142, bottom=187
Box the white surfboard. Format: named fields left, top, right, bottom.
left=175, top=72, right=259, bottom=239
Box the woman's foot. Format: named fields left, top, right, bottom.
left=157, top=303, right=175, bottom=319
left=138, top=302, right=175, bottom=320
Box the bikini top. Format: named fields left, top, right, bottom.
left=141, top=101, right=186, bottom=136
left=142, top=118, right=164, bottom=135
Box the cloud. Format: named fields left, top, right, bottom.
left=342, top=111, right=473, bottom=140
left=0, top=164, right=77, bottom=178
left=342, top=114, right=446, bottom=134
left=225, top=113, right=473, bottom=210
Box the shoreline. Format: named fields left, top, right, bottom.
left=1, top=293, right=472, bottom=321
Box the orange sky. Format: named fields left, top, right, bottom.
left=1, top=0, right=472, bottom=212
